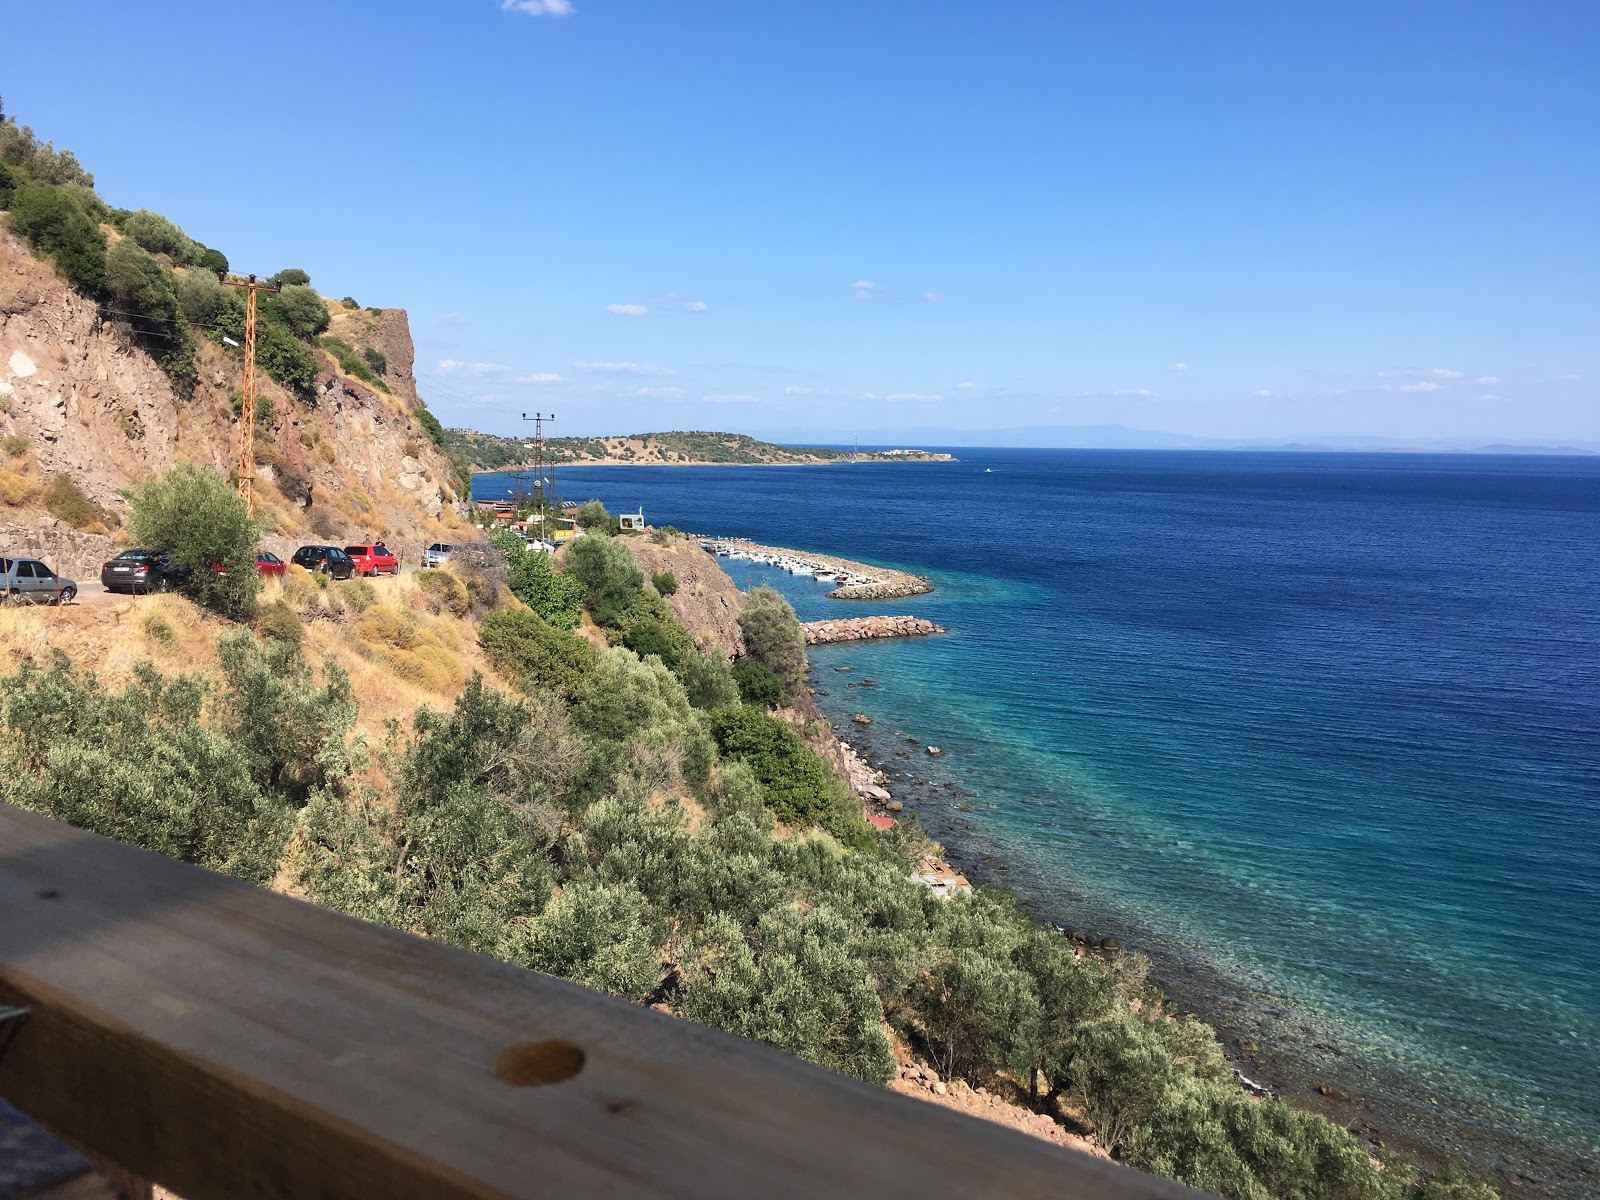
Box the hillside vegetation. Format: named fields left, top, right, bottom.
left=445, top=428, right=952, bottom=470
left=0, top=102, right=470, bottom=543
left=0, top=495, right=1492, bottom=1200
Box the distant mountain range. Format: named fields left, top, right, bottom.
left=747, top=424, right=1599, bottom=456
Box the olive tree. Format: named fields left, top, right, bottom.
left=125, top=463, right=263, bottom=614
left=736, top=586, right=806, bottom=702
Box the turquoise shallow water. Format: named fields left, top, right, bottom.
left=478, top=450, right=1600, bottom=1194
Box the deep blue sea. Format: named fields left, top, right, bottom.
left=477, top=450, right=1600, bottom=1193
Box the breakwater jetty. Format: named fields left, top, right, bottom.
left=703, top=538, right=934, bottom=601
left=802, top=616, right=946, bottom=645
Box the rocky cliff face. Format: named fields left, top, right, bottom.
left=0, top=230, right=472, bottom=548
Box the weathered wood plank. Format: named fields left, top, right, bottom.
left=0, top=804, right=1205, bottom=1200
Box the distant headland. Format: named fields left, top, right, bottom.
left=443, top=428, right=955, bottom=470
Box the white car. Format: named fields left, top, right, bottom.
left=1, top=556, right=78, bottom=604
left=422, top=542, right=455, bottom=569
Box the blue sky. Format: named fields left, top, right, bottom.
left=4, top=1, right=1597, bottom=445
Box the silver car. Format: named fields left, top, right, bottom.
left=0, top=556, right=78, bottom=604
left=422, top=542, right=455, bottom=569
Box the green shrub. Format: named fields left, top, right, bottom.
left=488, top=530, right=585, bottom=628
left=677, top=908, right=896, bottom=1085
left=415, top=407, right=446, bottom=445
left=7, top=180, right=108, bottom=294
left=0, top=118, right=95, bottom=188
left=564, top=532, right=646, bottom=627
left=105, top=239, right=195, bottom=389
left=256, top=321, right=319, bottom=396
left=621, top=614, right=691, bottom=669
left=363, top=346, right=387, bottom=376
left=121, top=208, right=202, bottom=265
left=737, top=586, right=806, bottom=703
left=731, top=657, right=783, bottom=706
left=574, top=498, right=621, bottom=535
left=125, top=463, right=263, bottom=614
left=175, top=266, right=231, bottom=327
left=41, top=475, right=110, bottom=531
left=3, top=434, right=28, bottom=458
left=480, top=608, right=596, bottom=699
left=317, top=335, right=388, bottom=392
left=252, top=599, right=304, bottom=648
left=708, top=705, right=840, bottom=826
left=273, top=283, right=330, bottom=340
left=198, top=247, right=229, bottom=275
left=651, top=569, right=678, bottom=597
left=0, top=161, right=16, bottom=209
left=678, top=650, right=740, bottom=710
left=270, top=267, right=310, bottom=288
left=515, top=881, right=663, bottom=1000
left=569, top=647, right=714, bottom=793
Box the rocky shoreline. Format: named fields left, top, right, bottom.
left=807, top=669, right=1580, bottom=1200
left=802, top=615, right=945, bottom=645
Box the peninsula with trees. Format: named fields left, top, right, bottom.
left=443, top=428, right=955, bottom=471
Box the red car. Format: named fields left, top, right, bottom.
left=344, top=544, right=399, bottom=576
left=209, top=551, right=288, bottom=579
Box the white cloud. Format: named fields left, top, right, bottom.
left=784, top=386, right=814, bottom=396
left=1379, top=367, right=1461, bottom=381
left=886, top=393, right=942, bottom=403
left=1252, top=388, right=1274, bottom=397
left=607, top=303, right=649, bottom=317
left=1477, top=376, right=1502, bottom=385
left=501, top=0, right=573, bottom=15
left=632, top=386, right=684, bottom=398
left=703, top=393, right=759, bottom=404
left=956, top=381, right=977, bottom=390
left=1398, top=381, right=1441, bottom=393
left=573, top=361, right=675, bottom=376
left=433, top=312, right=468, bottom=327
left=1558, top=373, right=1582, bottom=382
left=685, top=299, right=709, bottom=312
left=1170, top=362, right=1190, bottom=373
left=1479, top=394, right=1502, bottom=401
left=921, top=292, right=946, bottom=304
left=437, top=359, right=506, bottom=377
left=852, top=280, right=884, bottom=300
left=1115, top=388, right=1155, bottom=397
left=516, top=372, right=563, bottom=384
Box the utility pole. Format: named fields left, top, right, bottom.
left=220, top=274, right=280, bottom=517
left=522, top=413, right=554, bottom=535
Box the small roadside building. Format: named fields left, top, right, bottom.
left=618, top=508, right=647, bottom=532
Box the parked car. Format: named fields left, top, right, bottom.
left=422, top=542, right=455, bottom=569
left=209, top=550, right=289, bottom=580
left=100, top=549, right=186, bottom=594
left=1, top=556, right=77, bottom=604
left=291, top=545, right=356, bottom=580
left=344, top=543, right=399, bottom=576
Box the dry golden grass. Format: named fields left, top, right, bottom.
left=0, top=572, right=517, bottom=752
left=0, top=595, right=222, bottom=688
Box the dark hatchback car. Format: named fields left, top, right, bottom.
left=101, top=549, right=187, bottom=594
left=291, top=545, right=355, bottom=579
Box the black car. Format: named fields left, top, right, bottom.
left=100, top=549, right=187, bottom=594
left=291, top=545, right=356, bottom=579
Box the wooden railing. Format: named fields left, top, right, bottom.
left=0, top=804, right=1205, bottom=1199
